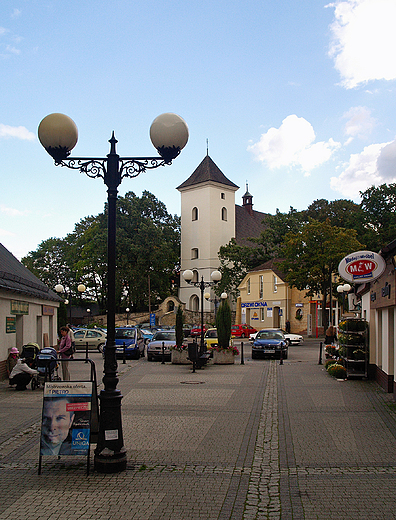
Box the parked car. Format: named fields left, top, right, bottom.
left=147, top=329, right=176, bottom=361
left=231, top=324, right=257, bottom=338
left=183, top=324, right=192, bottom=337
left=252, top=329, right=288, bottom=359
left=204, top=328, right=219, bottom=349
left=102, top=327, right=145, bottom=359
left=249, top=329, right=303, bottom=346
left=190, top=324, right=207, bottom=337
left=73, top=328, right=107, bottom=352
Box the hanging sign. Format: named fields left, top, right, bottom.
left=338, top=250, right=386, bottom=283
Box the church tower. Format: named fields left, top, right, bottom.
left=177, top=154, right=239, bottom=312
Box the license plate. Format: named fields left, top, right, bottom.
left=263, top=349, right=275, bottom=354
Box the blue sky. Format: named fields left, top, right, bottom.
left=2, top=0, right=396, bottom=259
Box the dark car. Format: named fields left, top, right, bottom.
left=252, top=329, right=288, bottom=359
left=103, top=327, right=145, bottom=359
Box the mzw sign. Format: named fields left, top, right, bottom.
left=338, top=250, right=386, bottom=283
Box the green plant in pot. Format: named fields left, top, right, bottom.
left=174, top=305, right=186, bottom=351
left=214, top=299, right=239, bottom=355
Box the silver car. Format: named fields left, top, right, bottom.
left=147, top=330, right=176, bottom=361
left=73, top=328, right=107, bottom=352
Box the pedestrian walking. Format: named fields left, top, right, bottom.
left=58, top=326, right=73, bottom=381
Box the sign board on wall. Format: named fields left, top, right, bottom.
left=338, top=250, right=386, bottom=283
left=6, top=316, right=16, bottom=333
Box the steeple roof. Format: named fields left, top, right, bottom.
left=177, top=155, right=239, bottom=191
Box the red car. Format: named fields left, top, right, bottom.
left=231, top=324, right=257, bottom=338
left=190, top=325, right=207, bottom=337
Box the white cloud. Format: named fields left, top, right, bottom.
left=248, top=114, right=340, bottom=174
left=0, top=228, right=15, bottom=237
left=343, top=106, right=375, bottom=141
left=328, top=0, right=396, bottom=89
left=330, top=139, right=396, bottom=197
left=0, top=124, right=35, bottom=140
left=0, top=204, right=28, bottom=217
left=11, top=9, right=21, bottom=19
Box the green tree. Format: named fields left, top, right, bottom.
left=280, top=219, right=363, bottom=328
left=216, top=299, right=232, bottom=349
left=360, top=183, right=396, bottom=250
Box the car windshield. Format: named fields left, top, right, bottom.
left=153, top=331, right=176, bottom=341
left=257, top=331, right=284, bottom=340
left=205, top=330, right=217, bottom=338
left=116, top=329, right=136, bottom=339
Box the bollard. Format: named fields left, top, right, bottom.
left=240, top=341, right=244, bottom=365
left=188, top=341, right=198, bottom=373
left=279, top=345, right=283, bottom=365
left=85, top=341, right=89, bottom=362
left=161, top=341, right=165, bottom=364
left=123, top=341, right=126, bottom=364
left=318, top=341, right=323, bottom=365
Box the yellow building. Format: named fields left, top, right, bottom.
left=237, top=259, right=321, bottom=336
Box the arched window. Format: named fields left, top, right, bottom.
left=192, top=270, right=199, bottom=283
left=167, top=301, right=175, bottom=312
left=190, top=294, right=199, bottom=312
left=192, top=207, right=198, bottom=221
left=221, top=192, right=225, bottom=200
left=221, top=207, right=227, bottom=221
left=191, top=248, right=199, bottom=259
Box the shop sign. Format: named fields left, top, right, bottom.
left=6, top=316, right=16, bottom=333
left=42, top=306, right=55, bottom=316
left=241, top=301, right=268, bottom=308
left=10, top=300, right=29, bottom=315
left=338, top=250, right=386, bottom=283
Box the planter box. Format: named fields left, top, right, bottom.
left=171, top=349, right=191, bottom=364
left=213, top=349, right=235, bottom=365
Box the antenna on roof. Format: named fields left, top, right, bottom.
left=206, top=139, right=209, bottom=156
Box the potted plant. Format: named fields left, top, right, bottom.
left=212, top=299, right=238, bottom=364
left=171, top=306, right=190, bottom=364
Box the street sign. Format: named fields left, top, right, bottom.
left=338, top=250, right=386, bottom=283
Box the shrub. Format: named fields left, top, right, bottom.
left=325, top=359, right=338, bottom=370
left=327, top=363, right=347, bottom=379
left=175, top=305, right=184, bottom=348
left=216, top=299, right=232, bottom=349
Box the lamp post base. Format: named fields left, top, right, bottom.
left=94, top=388, right=127, bottom=473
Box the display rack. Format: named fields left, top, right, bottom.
left=338, top=318, right=369, bottom=378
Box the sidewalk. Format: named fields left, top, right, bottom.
left=0, top=339, right=395, bottom=519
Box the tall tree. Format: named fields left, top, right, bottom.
left=360, top=183, right=396, bottom=250
left=280, top=219, right=363, bottom=328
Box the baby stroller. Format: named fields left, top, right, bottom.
left=31, top=347, right=61, bottom=390
left=21, top=342, right=40, bottom=368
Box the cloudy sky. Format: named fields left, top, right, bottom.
left=1, top=0, right=396, bottom=259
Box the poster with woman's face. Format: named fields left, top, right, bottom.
left=40, top=382, right=92, bottom=456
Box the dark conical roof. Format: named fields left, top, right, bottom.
left=177, top=155, right=239, bottom=190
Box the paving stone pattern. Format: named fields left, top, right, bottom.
left=0, top=341, right=396, bottom=519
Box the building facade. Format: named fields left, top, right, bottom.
left=237, top=259, right=320, bottom=335
left=0, top=243, right=61, bottom=379
left=177, top=154, right=267, bottom=313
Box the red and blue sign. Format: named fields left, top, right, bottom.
left=338, top=250, right=386, bottom=283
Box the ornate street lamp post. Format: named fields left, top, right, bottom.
left=55, top=283, right=86, bottom=323
left=182, top=270, right=222, bottom=356
left=40, top=112, right=188, bottom=473
left=204, top=291, right=228, bottom=320
left=337, top=283, right=351, bottom=319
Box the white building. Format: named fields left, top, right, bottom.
left=0, top=243, right=61, bottom=379
left=177, top=154, right=266, bottom=312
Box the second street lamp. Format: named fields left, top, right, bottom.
left=39, top=112, right=188, bottom=473
left=183, top=270, right=222, bottom=357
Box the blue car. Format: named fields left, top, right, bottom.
left=252, top=329, right=288, bottom=360
left=103, top=327, right=145, bottom=359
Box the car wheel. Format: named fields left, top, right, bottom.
left=97, top=343, right=105, bottom=353
left=285, top=339, right=291, bottom=347
left=252, top=352, right=257, bottom=359
left=140, top=348, right=145, bottom=358
left=147, top=354, right=153, bottom=361
left=241, top=333, right=246, bottom=338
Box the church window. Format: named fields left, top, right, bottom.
left=221, top=207, right=227, bottom=221
left=192, top=270, right=199, bottom=282
left=191, top=248, right=199, bottom=259
left=192, top=207, right=198, bottom=221
left=221, top=193, right=225, bottom=199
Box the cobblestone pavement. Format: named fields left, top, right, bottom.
left=0, top=341, right=396, bottom=519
